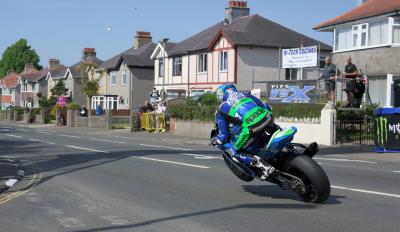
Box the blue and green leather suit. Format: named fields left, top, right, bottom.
left=216, top=91, right=272, bottom=165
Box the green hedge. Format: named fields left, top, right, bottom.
left=168, top=102, right=325, bottom=122
left=270, top=104, right=324, bottom=119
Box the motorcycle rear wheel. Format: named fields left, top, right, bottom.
left=284, top=155, right=330, bottom=203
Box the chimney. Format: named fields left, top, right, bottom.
left=225, top=1, right=250, bottom=24
left=358, top=0, right=369, bottom=5
left=134, top=31, right=152, bottom=49
left=82, top=48, right=97, bottom=60
left=7, top=69, right=16, bottom=76
left=24, top=63, right=35, bottom=73
left=49, top=58, right=60, bottom=70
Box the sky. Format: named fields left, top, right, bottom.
left=0, top=0, right=358, bottom=67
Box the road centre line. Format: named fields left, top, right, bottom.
left=90, top=138, right=126, bottom=144
left=65, top=145, right=108, bottom=154
left=5, top=134, right=22, bottom=139
left=138, top=144, right=192, bottom=151
left=332, top=185, right=400, bottom=199
left=138, top=157, right=210, bottom=169
left=59, top=134, right=81, bottom=139
left=29, top=139, right=55, bottom=145
left=393, top=171, right=400, bottom=173
left=314, top=157, right=377, bottom=164
left=16, top=128, right=29, bottom=132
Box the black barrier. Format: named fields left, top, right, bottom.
left=374, top=108, right=400, bottom=153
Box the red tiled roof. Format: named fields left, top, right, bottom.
left=2, top=73, right=19, bottom=88
left=1, top=95, right=12, bottom=103
left=314, top=0, right=400, bottom=30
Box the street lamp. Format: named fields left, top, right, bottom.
left=162, top=38, right=169, bottom=101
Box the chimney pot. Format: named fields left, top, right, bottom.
left=225, top=1, right=249, bottom=24
left=134, top=31, right=152, bottom=49
left=49, top=58, right=60, bottom=70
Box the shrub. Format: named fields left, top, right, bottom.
left=39, top=97, right=53, bottom=108
left=67, top=102, right=80, bottom=110
left=270, top=104, right=324, bottom=119
left=50, top=105, right=58, bottom=120
left=200, top=93, right=218, bottom=106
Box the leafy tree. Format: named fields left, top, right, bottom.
left=51, top=80, right=69, bottom=97
left=80, top=60, right=99, bottom=109
left=0, top=39, right=42, bottom=77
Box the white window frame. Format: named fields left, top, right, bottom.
left=219, top=51, right=228, bottom=72
left=159, top=58, right=164, bottom=77
left=173, top=57, right=182, bottom=76
left=122, top=70, right=127, bottom=86
left=198, top=53, right=208, bottom=73
left=392, top=17, right=400, bottom=44
left=111, top=71, right=117, bottom=85
left=352, top=23, right=368, bottom=48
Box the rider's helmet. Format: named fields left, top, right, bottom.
left=216, top=83, right=237, bottom=102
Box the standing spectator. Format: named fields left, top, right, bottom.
left=155, top=102, right=167, bottom=132
left=342, top=57, right=358, bottom=107
left=149, top=88, right=160, bottom=103
left=321, top=56, right=338, bottom=103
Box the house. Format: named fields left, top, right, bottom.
left=95, top=31, right=156, bottom=110
left=314, top=0, right=400, bottom=107
left=151, top=1, right=331, bottom=99
left=18, top=63, right=48, bottom=108
left=64, top=48, right=104, bottom=106
left=0, top=70, right=20, bottom=108
left=46, top=58, right=68, bottom=98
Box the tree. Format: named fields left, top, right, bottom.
left=0, top=39, right=42, bottom=77
left=80, top=60, right=99, bottom=110
left=51, top=80, right=69, bottom=98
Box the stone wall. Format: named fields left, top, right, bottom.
left=76, top=116, right=89, bottom=128
left=112, top=116, right=130, bottom=125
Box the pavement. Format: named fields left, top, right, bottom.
left=0, top=121, right=400, bottom=232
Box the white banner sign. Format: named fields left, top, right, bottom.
left=282, top=46, right=318, bottom=69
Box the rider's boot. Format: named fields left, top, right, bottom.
left=250, top=156, right=276, bottom=180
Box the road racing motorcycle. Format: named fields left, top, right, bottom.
left=210, top=118, right=331, bottom=203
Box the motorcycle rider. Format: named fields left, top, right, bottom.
left=212, top=83, right=279, bottom=179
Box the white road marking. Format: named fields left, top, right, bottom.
left=0, top=129, right=10, bottom=132
left=393, top=171, right=400, bottom=173
left=29, top=138, right=55, bottom=145
left=139, top=143, right=192, bottom=151
left=138, top=157, right=210, bottom=169
left=16, top=129, right=29, bottom=132
left=65, top=145, right=108, bottom=154
left=101, top=215, right=129, bottom=225
left=60, top=134, right=81, bottom=139
left=318, top=163, right=324, bottom=165
left=5, top=134, right=22, bottom=139
left=314, top=157, right=377, bottom=164
left=332, top=185, right=400, bottom=198
left=34, top=131, right=51, bottom=135
left=5, top=179, right=18, bottom=187
left=182, top=153, right=222, bottom=160
left=90, top=138, right=126, bottom=144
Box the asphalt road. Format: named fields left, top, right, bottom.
left=0, top=122, right=400, bottom=232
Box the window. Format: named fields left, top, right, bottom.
left=220, top=51, right=228, bottom=72
left=111, top=72, right=116, bottom=85
left=393, top=18, right=400, bottom=44
left=159, top=58, right=164, bottom=77
left=198, top=53, right=207, bottom=73
left=99, top=76, right=103, bottom=87
left=32, top=83, right=37, bottom=92
left=173, top=57, right=182, bottom=76
left=369, top=20, right=388, bottom=46
left=122, top=70, right=127, bottom=85
left=285, top=69, right=299, bottom=80
left=352, top=23, right=368, bottom=48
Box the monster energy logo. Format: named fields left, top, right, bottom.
left=376, top=117, right=388, bottom=145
